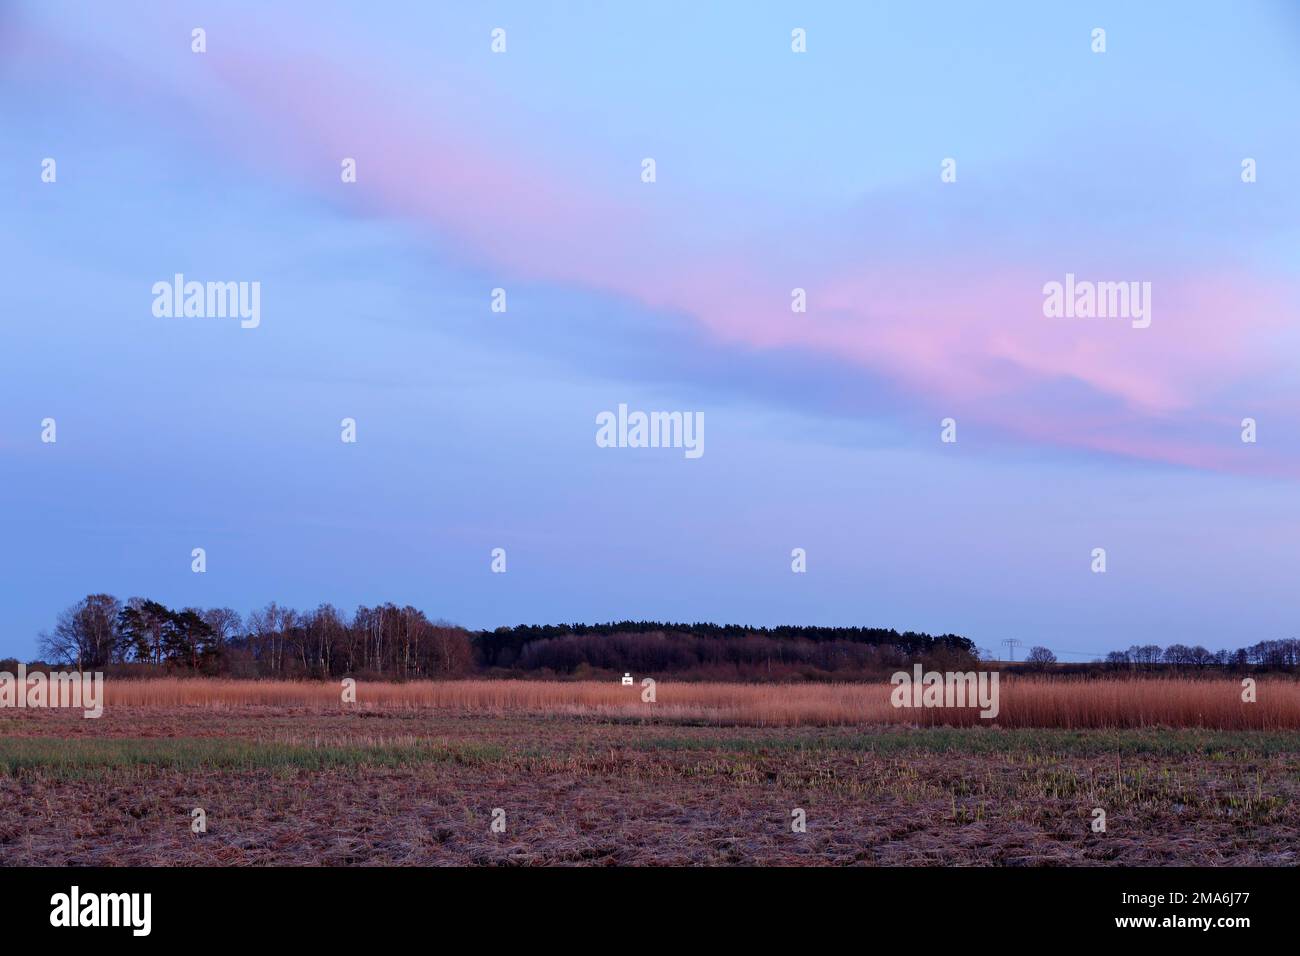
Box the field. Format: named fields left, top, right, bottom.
left=2, top=677, right=1298, bottom=865
left=87, top=676, right=1300, bottom=728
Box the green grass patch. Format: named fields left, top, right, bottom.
left=0, top=738, right=503, bottom=778
left=634, top=727, right=1300, bottom=757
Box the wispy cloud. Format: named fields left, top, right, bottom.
left=14, top=5, right=1299, bottom=477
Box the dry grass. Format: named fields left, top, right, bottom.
left=3, top=717, right=1298, bottom=865
left=95, top=677, right=1300, bottom=729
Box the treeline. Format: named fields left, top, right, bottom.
left=1102, top=641, right=1300, bottom=669
left=33, top=595, right=975, bottom=680
left=475, top=621, right=975, bottom=669
left=34, top=594, right=1296, bottom=681
left=490, top=628, right=976, bottom=681
left=37, top=594, right=472, bottom=678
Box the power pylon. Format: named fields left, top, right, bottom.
left=1000, top=638, right=1022, bottom=662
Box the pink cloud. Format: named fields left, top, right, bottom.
left=27, top=18, right=1298, bottom=476
left=212, top=48, right=1300, bottom=473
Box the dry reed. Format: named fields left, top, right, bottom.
left=92, top=677, right=1300, bottom=729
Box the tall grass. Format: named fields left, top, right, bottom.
left=88, top=677, right=1300, bottom=729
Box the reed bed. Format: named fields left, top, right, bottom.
left=92, top=677, right=1300, bottom=729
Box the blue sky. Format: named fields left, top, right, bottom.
left=2, top=1, right=1298, bottom=660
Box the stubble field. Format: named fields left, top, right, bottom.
left=1, top=678, right=1297, bottom=866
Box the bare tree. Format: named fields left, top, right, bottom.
left=39, top=594, right=123, bottom=669
left=1129, top=644, right=1163, bottom=666
left=201, top=607, right=244, bottom=651
left=1026, top=646, right=1057, bottom=668
left=248, top=602, right=297, bottom=675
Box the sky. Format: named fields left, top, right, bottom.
left=2, top=1, right=1298, bottom=661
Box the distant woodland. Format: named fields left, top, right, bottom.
left=16, top=593, right=1300, bottom=681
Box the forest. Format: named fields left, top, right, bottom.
left=22, top=593, right=1300, bottom=681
